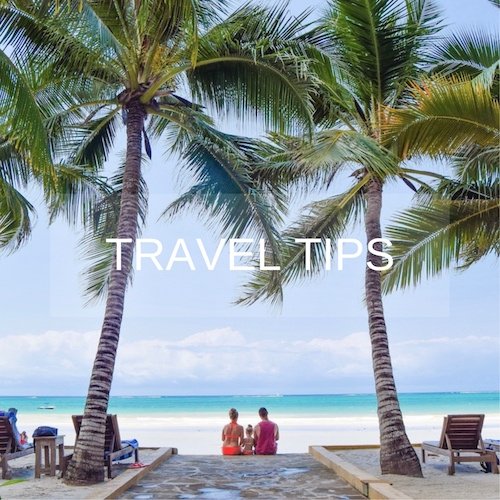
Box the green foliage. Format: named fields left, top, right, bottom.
left=382, top=27, right=499, bottom=292
left=1, top=0, right=316, bottom=300
left=239, top=0, right=446, bottom=305
left=383, top=181, right=500, bottom=293
left=385, top=77, right=500, bottom=158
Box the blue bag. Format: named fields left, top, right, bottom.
left=33, top=426, right=58, bottom=437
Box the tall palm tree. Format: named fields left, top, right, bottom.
left=1, top=0, right=315, bottom=483
left=237, top=0, right=450, bottom=476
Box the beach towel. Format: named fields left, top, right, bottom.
left=112, top=439, right=139, bottom=461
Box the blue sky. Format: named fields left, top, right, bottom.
left=0, top=0, right=498, bottom=396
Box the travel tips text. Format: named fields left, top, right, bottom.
left=107, top=238, right=393, bottom=271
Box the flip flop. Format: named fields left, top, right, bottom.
left=129, top=462, right=148, bottom=469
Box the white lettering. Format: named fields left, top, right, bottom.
left=229, top=238, right=254, bottom=271
left=259, top=239, right=280, bottom=270
left=106, top=238, right=133, bottom=271
left=367, top=238, right=393, bottom=271
left=295, top=238, right=322, bottom=271
left=197, top=238, right=227, bottom=271
left=136, top=238, right=163, bottom=270
left=165, top=239, right=195, bottom=270
left=337, top=238, right=362, bottom=270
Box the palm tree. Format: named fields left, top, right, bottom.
left=1, top=0, right=315, bottom=483
left=238, top=0, right=452, bottom=476
left=381, top=27, right=499, bottom=291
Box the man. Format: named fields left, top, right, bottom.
left=254, top=407, right=279, bottom=455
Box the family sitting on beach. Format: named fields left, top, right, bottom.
left=222, top=407, right=279, bottom=456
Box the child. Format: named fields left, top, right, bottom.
left=19, top=431, right=28, bottom=445
left=241, top=425, right=255, bottom=455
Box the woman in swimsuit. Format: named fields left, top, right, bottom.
left=221, top=408, right=244, bottom=455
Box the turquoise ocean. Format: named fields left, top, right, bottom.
left=1, top=392, right=499, bottom=418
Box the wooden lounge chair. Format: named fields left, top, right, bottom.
left=70, top=414, right=139, bottom=478
left=0, top=416, right=34, bottom=479
left=422, top=414, right=499, bottom=475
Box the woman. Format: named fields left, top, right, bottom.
left=221, top=408, right=244, bottom=455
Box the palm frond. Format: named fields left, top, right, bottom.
left=0, top=2, right=123, bottom=83
left=258, top=129, right=400, bottom=194
left=238, top=179, right=367, bottom=305
left=430, top=28, right=500, bottom=86
left=186, top=1, right=315, bottom=133
left=383, top=193, right=500, bottom=293
left=384, top=77, right=499, bottom=158
left=161, top=123, right=285, bottom=247
left=452, top=145, right=500, bottom=182
left=48, top=164, right=112, bottom=226
left=0, top=48, right=53, bottom=186
left=80, top=157, right=149, bottom=303
left=0, top=178, right=35, bottom=253
left=321, top=0, right=442, bottom=107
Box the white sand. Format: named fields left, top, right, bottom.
left=0, top=448, right=162, bottom=499
left=2, top=413, right=497, bottom=499
left=16, top=412, right=500, bottom=454
left=337, top=448, right=500, bottom=500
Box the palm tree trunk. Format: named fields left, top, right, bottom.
left=64, top=99, right=145, bottom=485
left=364, top=177, right=423, bottom=477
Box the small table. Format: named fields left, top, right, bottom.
left=34, top=435, right=65, bottom=478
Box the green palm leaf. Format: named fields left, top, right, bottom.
left=0, top=178, right=35, bottom=252
left=80, top=158, right=149, bottom=303
left=185, top=2, right=315, bottom=133
left=0, top=49, right=53, bottom=186
left=430, top=29, right=500, bottom=87
left=383, top=193, right=500, bottom=293
left=384, top=77, right=500, bottom=158
left=238, top=179, right=367, bottom=305
left=161, top=124, right=285, bottom=267
left=321, top=0, right=441, bottom=108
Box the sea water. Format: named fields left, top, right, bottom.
left=1, top=392, right=499, bottom=419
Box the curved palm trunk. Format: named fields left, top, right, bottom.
left=364, top=177, right=423, bottom=477
left=64, top=99, right=145, bottom=484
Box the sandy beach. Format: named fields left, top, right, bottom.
left=1, top=446, right=499, bottom=499
left=337, top=448, right=500, bottom=500
left=14, top=412, right=500, bottom=454
left=2, top=411, right=498, bottom=498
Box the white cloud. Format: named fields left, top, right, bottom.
left=0, top=328, right=497, bottom=395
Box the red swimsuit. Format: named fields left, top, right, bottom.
left=222, top=422, right=241, bottom=455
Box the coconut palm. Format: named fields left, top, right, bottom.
left=1, top=0, right=315, bottom=483
left=382, top=27, right=499, bottom=292
left=236, top=0, right=452, bottom=476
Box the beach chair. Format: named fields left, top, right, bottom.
left=0, top=416, right=34, bottom=479
left=70, top=414, right=139, bottom=478
left=421, top=414, right=499, bottom=475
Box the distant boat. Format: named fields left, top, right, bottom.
left=37, top=405, right=56, bottom=410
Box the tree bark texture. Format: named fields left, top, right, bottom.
left=364, top=177, right=423, bottom=477
left=64, top=99, right=145, bottom=484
